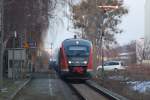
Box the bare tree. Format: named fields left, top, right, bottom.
left=136, top=38, right=145, bottom=64
left=3, top=0, right=57, bottom=47
left=0, top=0, right=57, bottom=87
left=72, top=0, right=128, bottom=65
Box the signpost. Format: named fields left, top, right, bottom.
left=23, top=42, right=29, bottom=48
left=28, top=41, right=37, bottom=48
left=23, top=41, right=37, bottom=49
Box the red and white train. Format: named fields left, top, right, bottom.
left=57, top=37, right=93, bottom=80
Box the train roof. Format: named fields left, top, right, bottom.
left=62, top=38, right=92, bottom=47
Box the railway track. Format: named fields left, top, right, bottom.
left=66, top=80, right=128, bottom=100
left=12, top=71, right=128, bottom=100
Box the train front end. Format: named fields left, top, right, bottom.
left=59, top=38, right=93, bottom=80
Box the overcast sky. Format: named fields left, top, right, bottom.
left=116, top=0, right=145, bottom=45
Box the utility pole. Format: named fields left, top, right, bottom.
left=0, top=0, right=4, bottom=89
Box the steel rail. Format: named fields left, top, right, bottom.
left=86, top=80, right=129, bottom=100
left=65, top=79, right=128, bottom=100
left=66, top=83, right=86, bottom=100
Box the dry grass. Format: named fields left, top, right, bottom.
left=125, top=64, right=150, bottom=80
left=94, top=64, right=150, bottom=100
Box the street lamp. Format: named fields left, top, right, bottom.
left=98, top=5, right=119, bottom=79
left=98, top=5, right=119, bottom=9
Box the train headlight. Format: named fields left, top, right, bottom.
left=68, top=61, right=72, bottom=64
left=83, top=61, right=87, bottom=64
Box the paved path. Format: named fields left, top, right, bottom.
left=13, top=72, right=78, bottom=100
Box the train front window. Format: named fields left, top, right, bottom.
left=66, top=46, right=89, bottom=57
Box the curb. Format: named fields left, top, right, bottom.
left=8, top=79, right=31, bottom=100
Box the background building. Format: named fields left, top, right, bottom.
left=145, top=0, right=150, bottom=60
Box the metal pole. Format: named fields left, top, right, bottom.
left=82, top=15, right=85, bottom=38
left=12, top=31, right=16, bottom=80
left=101, top=34, right=104, bottom=79
left=101, top=11, right=105, bottom=79
left=12, top=35, right=15, bottom=80
left=82, top=27, right=83, bottom=38
left=50, top=43, right=53, bottom=60
left=0, top=0, right=4, bottom=89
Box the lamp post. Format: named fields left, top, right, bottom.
left=98, top=5, right=119, bottom=79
